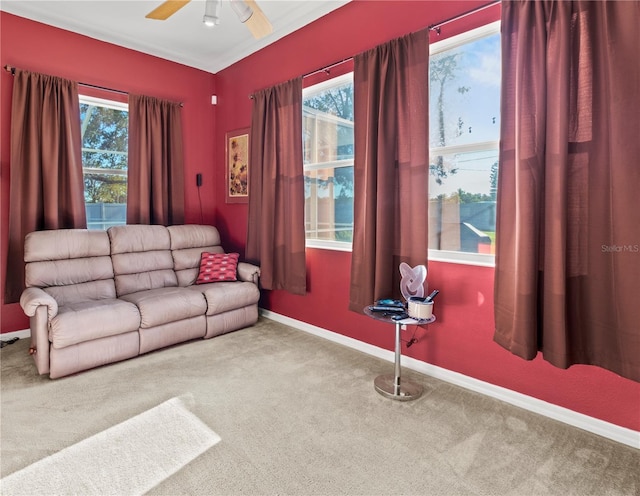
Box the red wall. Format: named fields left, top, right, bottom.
left=0, top=12, right=217, bottom=333
left=215, top=0, right=640, bottom=432
left=1, top=2, right=638, bottom=433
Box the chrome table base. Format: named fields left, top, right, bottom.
left=364, top=307, right=435, bottom=402
left=374, top=373, right=423, bottom=401
left=373, top=320, right=427, bottom=401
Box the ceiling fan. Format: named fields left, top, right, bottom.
left=145, top=0, right=273, bottom=39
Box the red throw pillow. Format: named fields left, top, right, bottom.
left=196, top=252, right=239, bottom=284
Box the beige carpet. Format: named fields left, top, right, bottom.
left=0, top=396, right=220, bottom=495
left=1, top=317, right=638, bottom=495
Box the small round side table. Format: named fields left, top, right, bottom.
left=364, top=306, right=436, bottom=401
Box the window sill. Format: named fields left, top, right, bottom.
left=428, top=249, right=495, bottom=267
left=303, top=243, right=495, bottom=268
left=305, top=239, right=352, bottom=252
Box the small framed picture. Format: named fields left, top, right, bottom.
left=225, top=128, right=250, bottom=203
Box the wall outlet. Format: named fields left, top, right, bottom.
left=196, top=173, right=202, bottom=187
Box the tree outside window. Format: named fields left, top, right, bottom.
left=428, top=22, right=501, bottom=259
left=79, top=96, right=128, bottom=230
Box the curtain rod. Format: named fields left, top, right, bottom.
left=4, top=65, right=184, bottom=106
left=302, top=1, right=500, bottom=79
left=428, top=0, right=500, bottom=35
left=248, top=57, right=353, bottom=99
left=303, top=57, right=353, bottom=80
left=248, top=0, right=500, bottom=98
left=4, top=65, right=129, bottom=96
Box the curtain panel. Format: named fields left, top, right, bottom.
left=246, top=78, right=307, bottom=295
left=348, top=29, right=430, bottom=312
left=4, top=69, right=86, bottom=304
left=127, top=94, right=185, bottom=226
left=494, top=1, right=640, bottom=381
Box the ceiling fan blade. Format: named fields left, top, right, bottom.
left=145, top=0, right=191, bottom=20
left=244, top=0, right=273, bottom=39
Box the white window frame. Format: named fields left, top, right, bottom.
left=303, top=72, right=354, bottom=252
left=428, top=20, right=501, bottom=267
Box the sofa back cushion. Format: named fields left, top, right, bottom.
left=168, top=225, right=224, bottom=286
left=24, top=229, right=116, bottom=305
left=108, top=225, right=177, bottom=296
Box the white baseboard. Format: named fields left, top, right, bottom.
left=1, top=329, right=31, bottom=340
left=260, top=309, right=640, bottom=450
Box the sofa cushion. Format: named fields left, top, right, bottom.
left=112, top=258, right=177, bottom=296
left=187, top=281, right=260, bottom=315
left=168, top=225, right=221, bottom=250
left=108, top=225, right=178, bottom=297
left=121, top=287, right=207, bottom=329
left=26, top=256, right=114, bottom=289
left=50, top=299, right=141, bottom=349
left=173, top=248, right=223, bottom=287
left=23, top=230, right=116, bottom=305
left=108, top=225, right=171, bottom=254
left=168, top=225, right=226, bottom=287
left=112, top=250, right=175, bottom=275
left=196, top=252, right=239, bottom=284
left=44, top=280, right=117, bottom=307
left=24, top=229, right=110, bottom=262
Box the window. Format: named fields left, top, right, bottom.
left=428, top=21, right=501, bottom=265
left=303, top=73, right=354, bottom=250
left=301, top=22, right=500, bottom=260
left=79, top=95, right=128, bottom=230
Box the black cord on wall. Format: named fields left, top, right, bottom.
left=196, top=173, right=204, bottom=224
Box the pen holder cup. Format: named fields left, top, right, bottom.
left=407, top=297, right=433, bottom=320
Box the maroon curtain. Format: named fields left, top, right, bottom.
left=4, top=69, right=86, bottom=304
left=494, top=1, right=640, bottom=381
left=246, top=78, right=306, bottom=295
left=127, top=94, right=185, bottom=225
left=349, top=29, right=430, bottom=312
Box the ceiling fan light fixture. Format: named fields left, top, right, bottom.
left=203, top=0, right=221, bottom=27
left=230, top=0, right=253, bottom=23
left=145, top=0, right=271, bottom=39
left=203, top=15, right=218, bottom=27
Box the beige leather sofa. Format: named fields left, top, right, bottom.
left=20, top=224, right=260, bottom=378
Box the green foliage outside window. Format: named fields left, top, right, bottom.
left=80, top=103, right=128, bottom=204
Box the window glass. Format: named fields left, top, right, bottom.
left=429, top=22, right=501, bottom=262
left=303, top=73, right=354, bottom=246
left=429, top=148, right=498, bottom=255
left=79, top=96, right=128, bottom=230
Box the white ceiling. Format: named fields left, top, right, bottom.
left=1, top=0, right=350, bottom=74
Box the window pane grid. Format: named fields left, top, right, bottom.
left=303, top=72, right=354, bottom=244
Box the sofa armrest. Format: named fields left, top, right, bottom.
left=19, top=289, right=54, bottom=375
left=237, top=262, right=260, bottom=285
left=20, top=287, right=59, bottom=320
left=29, top=305, right=51, bottom=375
